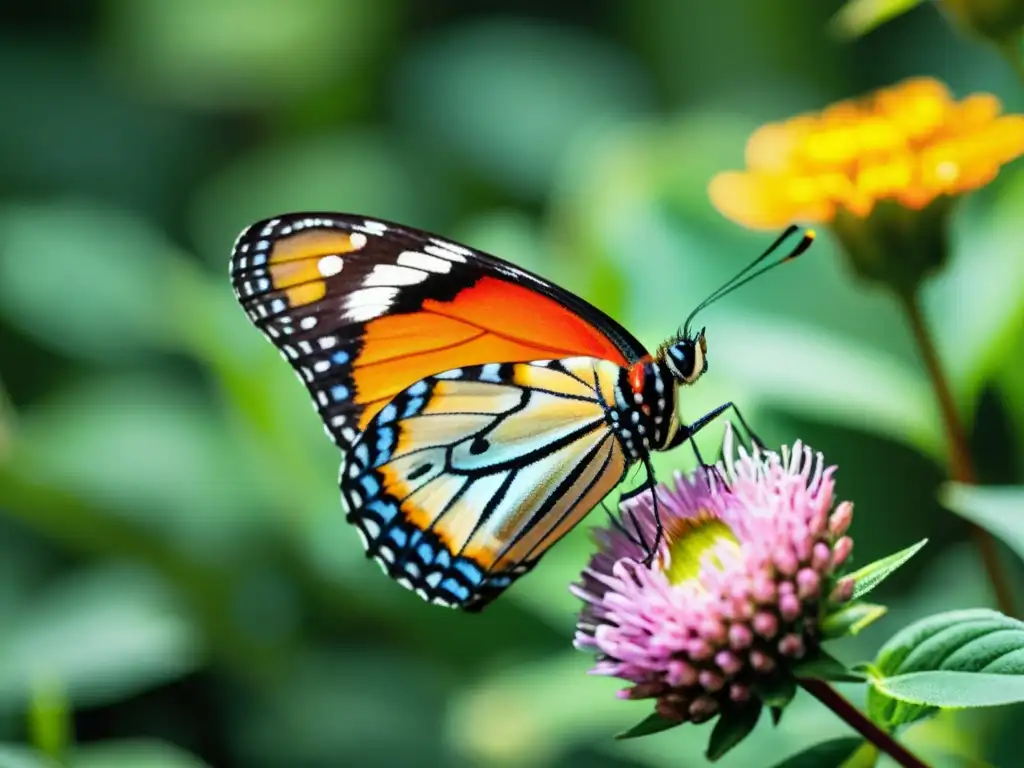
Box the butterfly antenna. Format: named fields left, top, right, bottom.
left=682, top=226, right=815, bottom=337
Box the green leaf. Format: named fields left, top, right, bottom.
left=610, top=686, right=855, bottom=768
left=848, top=539, right=928, bottom=599
left=69, top=740, right=210, bottom=768
left=791, top=650, right=866, bottom=683
left=755, top=675, right=797, bottom=710
left=614, top=712, right=683, bottom=741
left=10, top=374, right=266, bottom=554
left=820, top=603, right=888, bottom=639
left=829, top=0, right=925, bottom=37
left=106, top=0, right=394, bottom=110
left=706, top=703, right=762, bottom=762
left=940, top=483, right=1024, bottom=563
left=393, top=19, right=653, bottom=199
left=713, top=317, right=944, bottom=462
left=928, top=182, right=1024, bottom=404
left=188, top=132, right=448, bottom=270
left=867, top=609, right=1024, bottom=728
left=872, top=670, right=1024, bottom=708
left=238, top=650, right=459, bottom=768
left=0, top=565, right=202, bottom=709
left=0, top=203, right=178, bottom=360
left=0, top=745, right=59, bottom=768
left=767, top=737, right=864, bottom=767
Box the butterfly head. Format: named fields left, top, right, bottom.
left=659, top=328, right=707, bottom=386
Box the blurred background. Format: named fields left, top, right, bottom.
left=1, top=1, right=1023, bottom=766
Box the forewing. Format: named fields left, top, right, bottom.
left=230, top=213, right=647, bottom=454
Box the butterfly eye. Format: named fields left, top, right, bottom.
left=662, top=341, right=695, bottom=383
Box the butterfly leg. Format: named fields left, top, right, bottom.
left=615, top=464, right=661, bottom=567
left=664, top=401, right=751, bottom=489
left=724, top=402, right=765, bottom=453
left=641, top=453, right=662, bottom=566
left=601, top=499, right=650, bottom=554
left=667, top=400, right=765, bottom=456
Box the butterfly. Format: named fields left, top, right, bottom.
left=230, top=213, right=813, bottom=611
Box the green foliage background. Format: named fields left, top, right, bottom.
left=0, top=1, right=1022, bottom=766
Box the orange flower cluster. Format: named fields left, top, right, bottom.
left=709, top=77, right=1024, bottom=229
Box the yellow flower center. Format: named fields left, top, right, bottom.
left=661, top=510, right=741, bottom=586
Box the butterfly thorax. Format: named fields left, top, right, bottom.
left=610, top=359, right=679, bottom=460
left=610, top=328, right=709, bottom=460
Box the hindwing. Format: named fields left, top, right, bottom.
left=341, top=358, right=630, bottom=610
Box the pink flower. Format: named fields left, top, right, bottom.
left=571, top=427, right=855, bottom=724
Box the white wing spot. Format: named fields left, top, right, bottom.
left=366, top=264, right=427, bottom=287
left=345, top=287, right=398, bottom=321
left=318, top=255, right=344, bottom=277
left=300, top=316, right=317, bottom=330
left=424, top=244, right=467, bottom=263
left=354, top=527, right=369, bottom=549
left=480, top=363, right=502, bottom=382
left=357, top=220, right=389, bottom=235
left=350, top=232, right=368, bottom=249
left=430, top=238, right=473, bottom=257
left=398, top=250, right=452, bottom=274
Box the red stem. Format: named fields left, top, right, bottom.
left=800, top=679, right=930, bottom=768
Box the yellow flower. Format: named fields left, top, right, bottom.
left=709, top=77, right=1024, bottom=229
left=709, top=77, right=1024, bottom=289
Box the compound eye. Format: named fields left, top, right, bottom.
left=666, top=342, right=696, bottom=382
left=683, top=341, right=705, bottom=384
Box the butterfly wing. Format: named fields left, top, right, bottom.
left=342, top=357, right=631, bottom=611
left=230, top=213, right=647, bottom=453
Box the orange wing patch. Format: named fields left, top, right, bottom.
left=351, top=276, right=629, bottom=427
left=424, top=278, right=628, bottom=363
left=268, top=230, right=365, bottom=307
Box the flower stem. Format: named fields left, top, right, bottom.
left=799, top=679, right=930, bottom=768
left=896, top=288, right=1017, bottom=617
